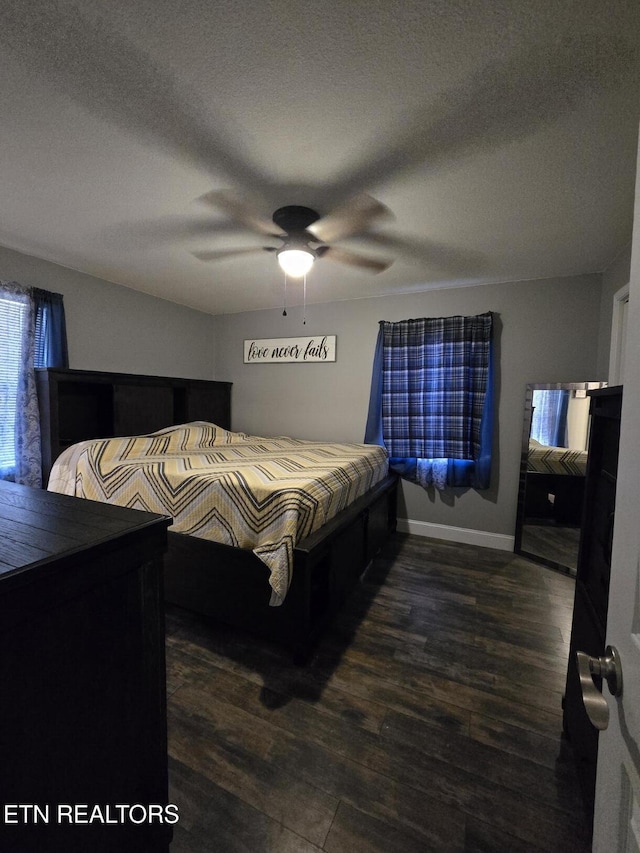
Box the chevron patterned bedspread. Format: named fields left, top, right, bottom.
left=48, top=422, right=389, bottom=605
left=527, top=439, right=588, bottom=476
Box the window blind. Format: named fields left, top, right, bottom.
left=0, top=295, right=26, bottom=471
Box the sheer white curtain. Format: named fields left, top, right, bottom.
left=0, top=281, right=41, bottom=487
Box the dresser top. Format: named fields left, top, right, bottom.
left=0, top=480, right=169, bottom=584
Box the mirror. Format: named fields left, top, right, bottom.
left=514, top=382, right=607, bottom=576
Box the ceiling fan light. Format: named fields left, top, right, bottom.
left=277, top=248, right=315, bottom=278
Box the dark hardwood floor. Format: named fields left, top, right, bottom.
left=165, top=533, right=592, bottom=852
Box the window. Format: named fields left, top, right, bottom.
left=0, top=281, right=68, bottom=487
left=0, top=294, right=27, bottom=475
left=530, top=388, right=569, bottom=447
left=365, top=312, right=494, bottom=490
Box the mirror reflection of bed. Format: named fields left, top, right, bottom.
left=515, top=382, right=607, bottom=575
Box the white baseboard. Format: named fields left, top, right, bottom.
left=397, top=518, right=515, bottom=552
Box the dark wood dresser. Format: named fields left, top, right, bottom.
left=0, top=480, right=172, bottom=852
left=563, top=385, right=622, bottom=821
left=36, top=367, right=232, bottom=484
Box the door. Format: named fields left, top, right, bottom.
left=591, top=137, right=640, bottom=850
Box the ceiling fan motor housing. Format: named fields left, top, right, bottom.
left=272, top=205, right=320, bottom=235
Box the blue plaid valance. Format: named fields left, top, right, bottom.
left=380, top=313, right=492, bottom=459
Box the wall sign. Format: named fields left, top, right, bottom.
left=244, top=335, right=337, bottom=364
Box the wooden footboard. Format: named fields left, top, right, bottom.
left=163, top=474, right=398, bottom=662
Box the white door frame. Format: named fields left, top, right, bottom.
left=608, top=282, right=630, bottom=385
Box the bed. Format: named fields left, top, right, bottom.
left=524, top=439, right=588, bottom=524
left=48, top=421, right=397, bottom=661
left=526, top=438, right=588, bottom=477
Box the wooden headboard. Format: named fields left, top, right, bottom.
left=35, top=367, right=232, bottom=484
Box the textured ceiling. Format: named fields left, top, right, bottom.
left=0, top=0, right=638, bottom=315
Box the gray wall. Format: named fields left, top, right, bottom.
left=213, top=273, right=604, bottom=538
left=0, top=245, right=216, bottom=379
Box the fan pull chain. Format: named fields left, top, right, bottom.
left=303, top=273, right=307, bottom=325
left=282, top=272, right=288, bottom=316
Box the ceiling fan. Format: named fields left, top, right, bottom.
left=191, top=190, right=394, bottom=277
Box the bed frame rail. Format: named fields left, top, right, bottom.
left=163, top=474, right=398, bottom=663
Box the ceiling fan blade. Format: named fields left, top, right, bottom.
left=197, top=190, right=286, bottom=237
left=307, top=194, right=393, bottom=243
left=192, top=246, right=276, bottom=262
left=103, top=217, right=254, bottom=249
left=357, top=232, right=486, bottom=274
left=319, top=246, right=393, bottom=274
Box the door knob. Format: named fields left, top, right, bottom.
left=576, top=645, right=622, bottom=731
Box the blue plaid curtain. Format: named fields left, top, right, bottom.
left=33, top=288, right=69, bottom=369
left=365, top=312, right=493, bottom=489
